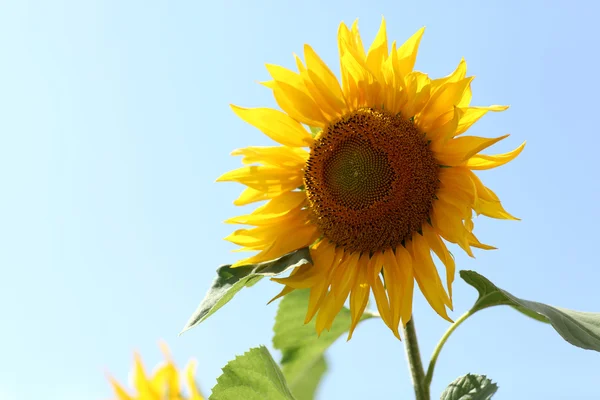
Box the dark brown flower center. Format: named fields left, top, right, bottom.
left=304, top=108, right=439, bottom=253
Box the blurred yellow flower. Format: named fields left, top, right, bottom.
left=109, top=342, right=204, bottom=400
left=220, top=17, right=524, bottom=339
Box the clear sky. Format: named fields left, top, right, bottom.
left=1, top=1, right=599, bottom=399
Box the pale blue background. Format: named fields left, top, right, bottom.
left=1, top=1, right=598, bottom=399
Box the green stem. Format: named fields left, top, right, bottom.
left=423, top=310, right=474, bottom=388
left=403, top=318, right=430, bottom=400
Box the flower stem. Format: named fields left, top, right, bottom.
left=403, top=318, right=430, bottom=400
left=423, top=310, right=473, bottom=388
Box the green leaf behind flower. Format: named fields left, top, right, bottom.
left=273, top=289, right=376, bottom=400
left=210, top=346, right=296, bottom=400
left=181, top=248, right=312, bottom=334
left=461, top=270, right=600, bottom=352
left=440, top=374, right=498, bottom=400
left=287, top=356, right=326, bottom=400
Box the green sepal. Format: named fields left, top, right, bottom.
left=308, top=126, right=321, bottom=138
left=181, top=248, right=311, bottom=334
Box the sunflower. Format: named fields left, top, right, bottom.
left=109, top=342, right=204, bottom=400
left=219, top=18, right=524, bottom=339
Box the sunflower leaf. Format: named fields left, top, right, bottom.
left=272, top=289, right=376, bottom=400
left=461, top=270, right=600, bottom=352
left=287, top=355, right=326, bottom=400
left=210, top=346, right=296, bottom=400
left=440, top=373, right=498, bottom=400
left=181, top=248, right=312, bottom=334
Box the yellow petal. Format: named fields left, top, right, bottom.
left=428, top=106, right=462, bottom=144
left=226, top=212, right=309, bottom=247
left=260, top=79, right=277, bottom=89
left=338, top=21, right=383, bottom=107
left=429, top=59, right=473, bottom=108
left=231, top=223, right=319, bottom=267
left=382, top=250, right=403, bottom=337
left=231, top=146, right=308, bottom=168
left=366, top=17, right=388, bottom=81
left=341, top=50, right=381, bottom=107
left=464, top=171, right=517, bottom=220
left=431, top=200, right=473, bottom=257
left=298, top=75, right=339, bottom=120
left=271, top=262, right=324, bottom=289
left=381, top=41, right=408, bottom=113
left=338, top=20, right=366, bottom=61
left=268, top=87, right=323, bottom=128
left=293, top=53, right=305, bottom=73
left=430, top=58, right=467, bottom=91
left=347, top=256, right=370, bottom=340
left=264, top=63, right=328, bottom=126
left=367, top=253, right=397, bottom=338
left=233, top=186, right=285, bottom=206
left=337, top=23, right=357, bottom=100
left=230, top=105, right=313, bottom=147
left=437, top=192, right=471, bottom=220
left=458, top=85, right=472, bottom=109
left=395, top=245, right=415, bottom=325
left=225, top=191, right=306, bottom=225
left=330, top=252, right=360, bottom=299
left=466, top=141, right=526, bottom=170
left=402, top=71, right=431, bottom=118
left=438, top=167, right=477, bottom=206
left=304, top=280, right=328, bottom=324
left=395, top=27, right=425, bottom=78
left=151, top=361, right=180, bottom=397
left=268, top=283, right=296, bottom=304
left=467, top=229, right=497, bottom=250
left=465, top=216, right=474, bottom=232
left=132, top=354, right=155, bottom=397
left=418, top=77, right=473, bottom=127
left=455, top=105, right=509, bottom=136
left=305, top=242, right=340, bottom=323
left=272, top=80, right=329, bottom=127
left=109, top=377, right=133, bottom=400
left=475, top=197, right=519, bottom=220
left=466, top=169, right=501, bottom=201
left=217, top=165, right=302, bottom=193
left=185, top=360, right=205, bottom=400
left=435, top=134, right=510, bottom=166
left=315, top=252, right=358, bottom=332
left=423, top=225, right=455, bottom=299
left=266, top=63, right=300, bottom=82
left=304, top=44, right=347, bottom=113
left=311, top=239, right=337, bottom=272
left=409, top=235, right=453, bottom=320
left=315, top=290, right=337, bottom=335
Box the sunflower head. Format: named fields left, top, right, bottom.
left=219, top=18, right=525, bottom=339
left=305, top=107, right=439, bottom=254
left=108, top=342, right=204, bottom=400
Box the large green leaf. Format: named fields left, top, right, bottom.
left=181, top=248, right=311, bottom=334
left=287, top=356, right=326, bottom=400
left=273, top=289, right=376, bottom=400
left=210, top=346, right=296, bottom=400
left=461, top=270, right=600, bottom=351
left=440, top=374, right=498, bottom=400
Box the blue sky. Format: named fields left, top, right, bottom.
left=1, top=1, right=599, bottom=399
